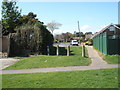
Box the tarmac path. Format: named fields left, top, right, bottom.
left=0, top=58, right=20, bottom=70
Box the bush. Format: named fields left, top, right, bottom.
left=9, top=23, right=53, bottom=56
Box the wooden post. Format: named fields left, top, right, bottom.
left=82, top=45, right=85, bottom=57
left=56, top=45, right=59, bottom=56
left=47, top=46, right=50, bottom=56
left=67, top=45, right=70, bottom=56
left=7, top=35, right=11, bottom=57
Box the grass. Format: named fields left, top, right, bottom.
left=0, top=75, right=2, bottom=90
left=93, top=46, right=120, bottom=64
left=103, top=55, right=120, bottom=64
left=4, top=47, right=91, bottom=70
left=54, top=42, right=68, bottom=45
left=2, top=68, right=119, bottom=88
left=12, top=57, right=26, bottom=59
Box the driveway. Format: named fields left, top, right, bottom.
left=0, top=58, right=19, bottom=70
left=54, top=43, right=81, bottom=47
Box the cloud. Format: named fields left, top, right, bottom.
left=100, top=25, right=109, bottom=29
left=80, top=25, right=92, bottom=33
left=53, top=29, right=63, bottom=35
left=94, top=24, right=109, bottom=33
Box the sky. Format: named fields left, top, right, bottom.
left=0, top=1, right=119, bottom=35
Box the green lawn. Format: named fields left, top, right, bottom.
left=4, top=47, right=91, bottom=70
left=0, top=75, right=2, bottom=90
left=103, top=55, right=120, bottom=64
left=2, top=68, right=119, bottom=88
left=93, top=46, right=120, bottom=64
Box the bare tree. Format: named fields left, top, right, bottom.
left=47, top=21, right=62, bottom=34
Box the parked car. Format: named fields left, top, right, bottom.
left=70, top=40, right=79, bottom=46
left=87, top=41, right=93, bottom=46
left=81, top=41, right=93, bottom=46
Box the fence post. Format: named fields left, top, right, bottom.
left=47, top=46, right=50, bottom=56
left=56, top=45, right=59, bottom=56
left=67, top=45, right=70, bottom=56
left=7, top=34, right=11, bottom=57
left=82, top=45, right=85, bottom=57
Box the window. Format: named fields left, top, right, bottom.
left=109, top=26, right=115, bottom=31
left=108, top=35, right=120, bottom=39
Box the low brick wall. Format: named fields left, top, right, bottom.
left=0, top=52, right=8, bottom=58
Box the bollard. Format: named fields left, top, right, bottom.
left=67, top=45, right=70, bottom=56
left=82, top=45, right=85, bottom=57
left=47, top=46, right=50, bottom=56
left=56, top=45, right=59, bottom=56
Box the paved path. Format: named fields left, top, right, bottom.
left=1, top=64, right=119, bottom=74
left=1, top=46, right=120, bottom=74
left=0, top=58, right=19, bottom=70
left=86, top=46, right=108, bottom=66
left=54, top=43, right=81, bottom=47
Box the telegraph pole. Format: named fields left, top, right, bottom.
left=77, top=21, right=81, bottom=43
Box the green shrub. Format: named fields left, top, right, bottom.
left=9, top=23, right=53, bottom=56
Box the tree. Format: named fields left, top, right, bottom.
left=47, top=21, right=62, bottom=34
left=74, top=32, right=83, bottom=37
left=85, top=32, right=92, bottom=35
left=9, top=22, right=54, bottom=56
left=0, top=21, right=2, bottom=37
left=54, top=32, right=73, bottom=42
left=2, top=0, right=21, bottom=35
left=8, top=11, right=54, bottom=56
left=62, top=32, right=73, bottom=42
left=18, top=12, right=43, bottom=25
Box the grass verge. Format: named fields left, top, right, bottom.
left=93, top=46, right=120, bottom=64
left=4, top=47, right=91, bottom=70
left=103, top=55, right=120, bottom=64
left=2, top=68, right=119, bottom=88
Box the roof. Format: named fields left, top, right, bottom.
left=91, top=24, right=120, bottom=39
left=72, top=37, right=83, bottom=40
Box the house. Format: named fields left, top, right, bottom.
left=72, top=37, right=83, bottom=40
left=92, top=24, right=120, bottom=55
left=85, top=33, right=93, bottom=40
